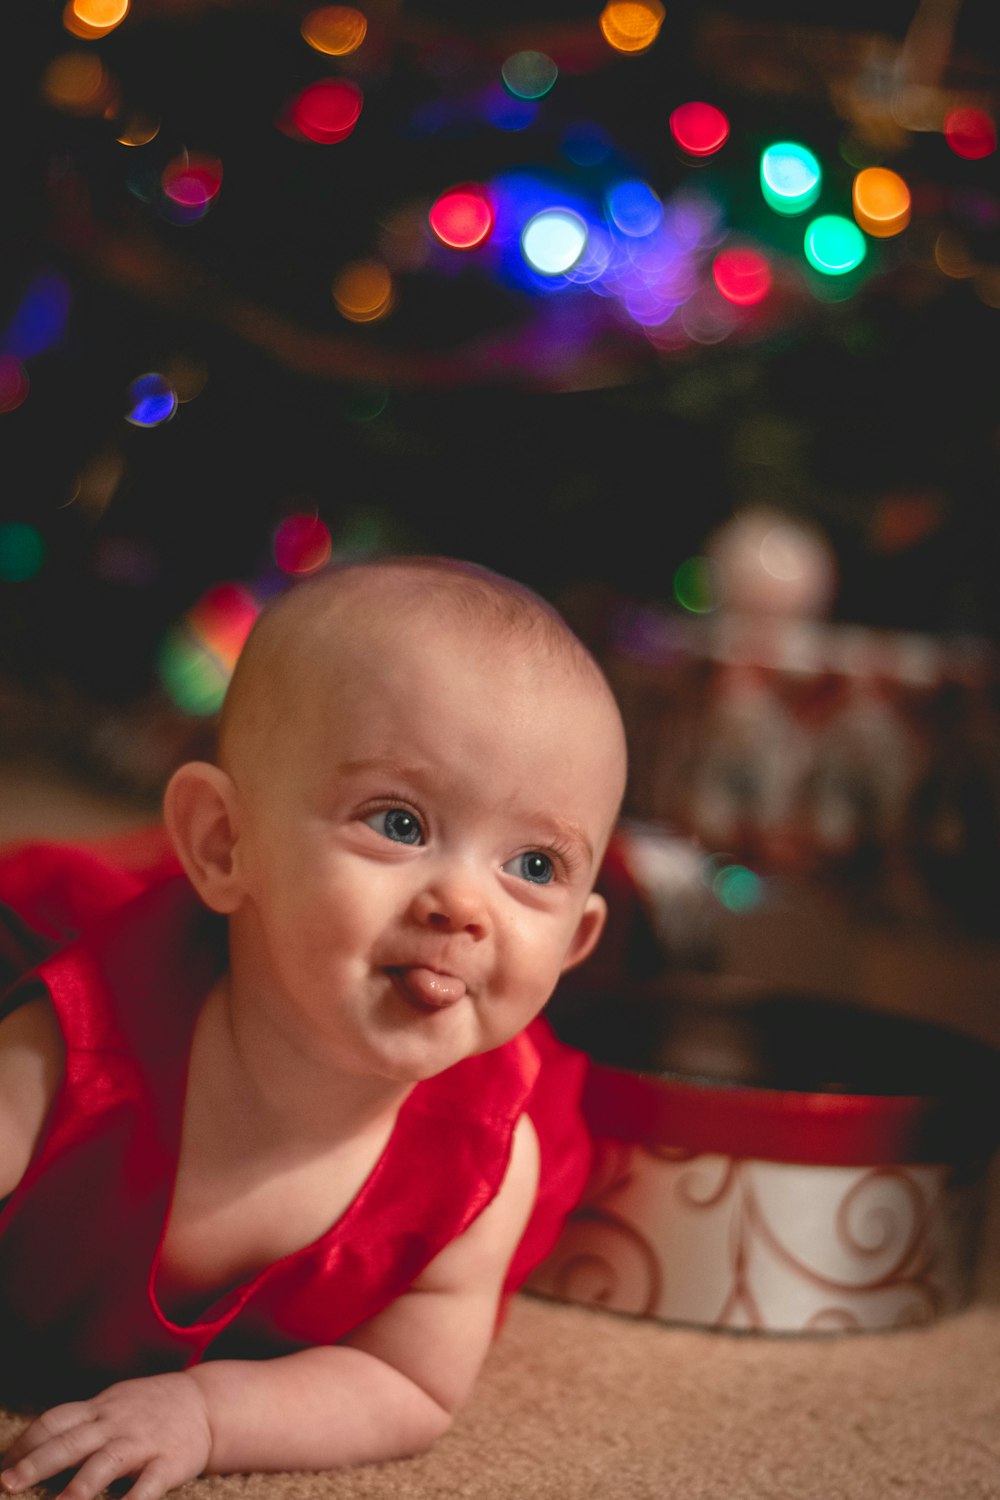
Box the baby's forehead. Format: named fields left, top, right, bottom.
left=220, top=563, right=624, bottom=765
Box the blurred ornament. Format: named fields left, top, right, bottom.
left=705, top=507, right=837, bottom=619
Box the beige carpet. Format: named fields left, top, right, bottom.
left=2, top=759, right=1000, bottom=1498
left=5, top=1283, right=1000, bottom=1499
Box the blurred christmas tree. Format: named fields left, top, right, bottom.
left=1, top=0, right=998, bottom=792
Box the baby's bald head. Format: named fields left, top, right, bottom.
left=217, top=556, right=626, bottom=818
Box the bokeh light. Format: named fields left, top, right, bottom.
left=712, top=246, right=772, bottom=305
left=944, top=107, right=996, bottom=161
left=598, top=0, right=665, bottom=55
left=125, top=373, right=178, bottom=427
left=332, top=258, right=394, bottom=321
left=158, top=584, right=259, bottom=716
left=273, top=514, right=333, bottom=575
left=852, top=166, right=910, bottom=237
left=481, top=82, right=538, bottom=131
left=288, top=78, right=363, bottom=143
left=804, top=214, right=867, bottom=275
left=669, top=101, right=729, bottom=158
left=562, top=122, right=613, bottom=166
left=934, top=229, right=977, bottom=278
left=760, top=141, right=822, bottom=215
left=501, top=50, right=558, bottom=100
left=673, top=557, right=717, bottom=614
left=0, top=357, right=29, bottom=414
left=2, top=271, right=71, bottom=360
left=63, top=0, right=129, bottom=39
left=605, top=179, right=663, bottom=237
left=300, top=6, right=367, bottom=56
left=520, top=209, right=588, bottom=275
left=161, top=153, right=223, bottom=223
left=712, top=864, right=763, bottom=913
left=0, top=523, right=46, bottom=583
left=116, top=113, right=159, bottom=146
left=41, top=52, right=114, bottom=116
left=428, top=186, right=495, bottom=249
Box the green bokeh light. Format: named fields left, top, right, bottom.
left=673, top=556, right=717, bottom=614
left=501, top=50, right=558, bottom=100
left=712, top=864, right=763, bottom=913
left=0, top=522, right=46, bottom=582
left=804, top=214, right=867, bottom=275
left=158, top=627, right=230, bottom=716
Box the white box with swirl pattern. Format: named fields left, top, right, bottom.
left=528, top=983, right=999, bottom=1333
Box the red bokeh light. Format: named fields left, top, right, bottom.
left=0, top=356, right=30, bottom=414
left=273, top=514, right=333, bottom=575
left=669, top=101, right=730, bottom=158
left=944, top=107, right=996, bottom=161
left=289, top=79, right=363, bottom=143
left=189, top=583, right=260, bottom=662
left=162, top=153, right=223, bottom=207
left=428, top=186, right=495, bottom=249
left=712, top=246, right=772, bottom=306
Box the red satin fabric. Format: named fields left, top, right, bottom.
left=0, top=839, right=591, bottom=1407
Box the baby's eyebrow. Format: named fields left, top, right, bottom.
left=523, top=814, right=594, bottom=866
left=337, top=756, right=434, bottom=783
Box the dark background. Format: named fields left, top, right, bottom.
left=1, top=0, right=998, bottom=722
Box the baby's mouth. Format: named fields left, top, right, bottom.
left=389, top=966, right=467, bottom=1009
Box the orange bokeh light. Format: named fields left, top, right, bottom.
left=41, top=52, right=115, bottom=115
left=64, top=0, right=129, bottom=37
left=598, top=0, right=665, bottom=55
left=301, top=6, right=367, bottom=56
left=852, top=167, right=911, bottom=238
left=332, top=259, right=394, bottom=322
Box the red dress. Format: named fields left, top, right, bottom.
left=0, top=839, right=592, bottom=1409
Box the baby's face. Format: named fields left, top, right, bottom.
left=224, top=617, right=625, bottom=1085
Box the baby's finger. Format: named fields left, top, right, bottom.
left=54, top=1445, right=141, bottom=1500
left=1, top=1420, right=102, bottom=1493
left=115, top=1456, right=176, bottom=1500
left=2, top=1403, right=93, bottom=1467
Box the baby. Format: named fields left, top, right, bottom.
left=0, top=556, right=627, bottom=1499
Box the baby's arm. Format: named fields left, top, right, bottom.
left=1, top=1115, right=540, bottom=1500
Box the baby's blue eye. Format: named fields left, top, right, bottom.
left=369, top=808, right=423, bottom=845
left=512, top=851, right=554, bottom=885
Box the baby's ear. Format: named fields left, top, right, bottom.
left=560, top=891, right=607, bottom=975
left=162, top=761, right=243, bottom=914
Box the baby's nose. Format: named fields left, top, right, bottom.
left=412, top=874, right=489, bottom=938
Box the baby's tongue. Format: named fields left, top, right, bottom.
left=402, top=967, right=466, bottom=1007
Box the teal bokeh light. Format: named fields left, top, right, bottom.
left=760, top=141, right=821, bottom=215
left=804, top=214, right=867, bottom=274
left=501, top=50, right=558, bottom=100
left=712, top=864, right=764, bottom=913
left=0, top=522, right=45, bottom=582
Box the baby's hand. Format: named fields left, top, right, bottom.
left=0, top=1371, right=213, bottom=1500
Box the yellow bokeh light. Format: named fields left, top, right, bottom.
left=301, top=6, right=367, bottom=56
left=934, top=230, right=978, bottom=279
left=64, top=0, right=129, bottom=39
left=116, top=112, right=159, bottom=146
left=41, top=52, right=111, bottom=114
left=599, top=0, right=665, bottom=55
left=332, top=260, right=394, bottom=323
left=852, top=166, right=911, bottom=238
left=974, top=267, right=1000, bottom=309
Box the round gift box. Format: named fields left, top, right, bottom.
left=529, top=978, right=1000, bottom=1333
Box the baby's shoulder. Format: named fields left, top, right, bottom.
left=0, top=993, right=65, bottom=1199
